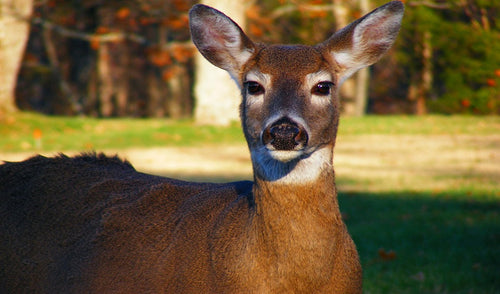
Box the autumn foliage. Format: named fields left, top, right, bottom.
left=14, top=0, right=500, bottom=117
left=17, top=0, right=196, bottom=117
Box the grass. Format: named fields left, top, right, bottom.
left=340, top=191, right=499, bottom=294
left=338, top=115, right=500, bottom=135
left=0, top=112, right=245, bottom=152
left=1, top=112, right=499, bottom=293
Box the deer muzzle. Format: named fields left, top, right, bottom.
left=262, top=117, right=309, bottom=151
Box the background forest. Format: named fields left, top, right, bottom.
left=1, top=0, right=499, bottom=121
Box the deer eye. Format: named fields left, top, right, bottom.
left=312, top=82, right=334, bottom=96
left=245, top=81, right=265, bottom=95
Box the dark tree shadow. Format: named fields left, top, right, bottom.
left=338, top=191, right=500, bottom=294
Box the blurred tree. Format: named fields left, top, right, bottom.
left=0, top=0, right=33, bottom=115
left=397, top=0, right=499, bottom=115
left=405, top=5, right=437, bottom=115
left=16, top=0, right=195, bottom=117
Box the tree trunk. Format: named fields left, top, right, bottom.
left=0, top=0, right=33, bottom=115
left=168, top=65, right=192, bottom=119
left=194, top=0, right=246, bottom=125
left=332, top=0, right=365, bottom=116
left=332, top=0, right=373, bottom=116
left=41, top=25, right=81, bottom=114
left=417, top=30, right=432, bottom=115
left=353, top=0, right=371, bottom=116
left=408, top=30, right=432, bottom=115
left=115, top=44, right=129, bottom=117
left=332, top=0, right=357, bottom=115
left=355, top=68, right=369, bottom=115
left=97, top=43, right=113, bottom=117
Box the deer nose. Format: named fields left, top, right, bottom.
left=262, top=117, right=308, bottom=151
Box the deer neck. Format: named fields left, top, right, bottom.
left=248, top=146, right=344, bottom=288
left=252, top=166, right=342, bottom=236
left=251, top=145, right=342, bottom=234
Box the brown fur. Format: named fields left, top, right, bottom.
left=0, top=153, right=358, bottom=293
left=1, top=2, right=403, bottom=293
left=0, top=153, right=252, bottom=293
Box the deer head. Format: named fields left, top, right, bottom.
left=190, top=2, right=404, bottom=183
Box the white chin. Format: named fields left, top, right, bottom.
left=269, top=150, right=303, bottom=162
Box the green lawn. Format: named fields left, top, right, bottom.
left=1, top=112, right=499, bottom=293
left=0, top=112, right=245, bottom=152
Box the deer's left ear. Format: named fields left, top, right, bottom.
left=322, top=1, right=404, bottom=85
left=189, top=4, right=256, bottom=79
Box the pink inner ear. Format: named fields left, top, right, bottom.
left=357, top=10, right=402, bottom=46
left=199, top=15, right=241, bottom=50
left=360, top=19, right=387, bottom=42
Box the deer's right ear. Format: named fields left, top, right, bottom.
left=189, top=4, right=256, bottom=78
left=324, top=1, right=404, bottom=85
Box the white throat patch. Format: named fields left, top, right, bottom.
left=251, top=147, right=333, bottom=184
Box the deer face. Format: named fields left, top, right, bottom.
left=240, top=45, right=340, bottom=165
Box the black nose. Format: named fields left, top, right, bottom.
left=262, top=117, right=308, bottom=151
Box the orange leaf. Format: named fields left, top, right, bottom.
left=33, top=128, right=42, bottom=139
left=171, top=46, right=193, bottom=63
left=246, top=6, right=261, bottom=20
left=249, top=24, right=264, bottom=37
left=148, top=49, right=172, bottom=67
left=96, top=26, right=109, bottom=34
left=163, top=15, right=189, bottom=30
left=378, top=248, right=397, bottom=261
left=90, top=37, right=100, bottom=50
left=162, top=67, right=179, bottom=81
left=128, top=18, right=138, bottom=29
left=140, top=17, right=155, bottom=25
left=116, top=7, right=131, bottom=20
left=173, top=0, right=190, bottom=11
left=168, top=18, right=185, bottom=29
left=309, top=10, right=327, bottom=18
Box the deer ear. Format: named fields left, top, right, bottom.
left=324, top=1, right=404, bottom=85
left=189, top=4, right=256, bottom=78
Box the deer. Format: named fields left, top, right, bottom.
left=0, top=2, right=403, bottom=293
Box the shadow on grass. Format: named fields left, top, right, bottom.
left=338, top=191, right=500, bottom=294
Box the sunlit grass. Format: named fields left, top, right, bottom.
left=338, top=115, right=500, bottom=135
left=0, top=112, right=245, bottom=152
